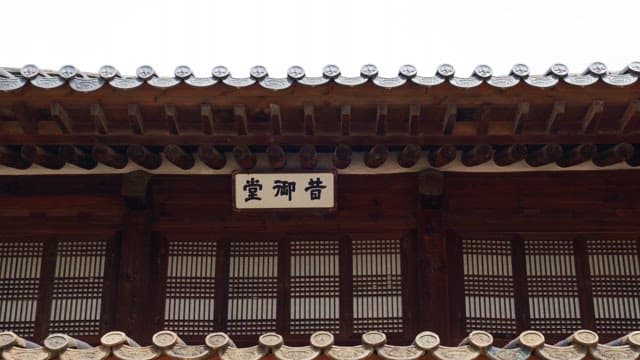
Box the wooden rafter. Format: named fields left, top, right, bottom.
left=376, top=104, right=388, bottom=136
left=270, top=104, right=282, bottom=135
left=619, top=99, right=640, bottom=132
left=513, top=102, right=529, bottom=134
left=90, top=104, right=109, bottom=134
left=201, top=104, right=215, bottom=135
left=340, top=104, right=351, bottom=136
left=127, top=104, right=144, bottom=134
left=50, top=103, right=73, bottom=134
left=303, top=103, right=315, bottom=136
left=165, top=104, right=180, bottom=135
left=13, top=102, right=37, bottom=134
left=545, top=101, right=565, bottom=134
left=442, top=103, right=457, bottom=134
left=580, top=100, right=604, bottom=134
left=476, top=105, right=491, bottom=136
left=234, top=105, right=248, bottom=136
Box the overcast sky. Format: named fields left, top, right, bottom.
left=3, top=0, right=640, bottom=78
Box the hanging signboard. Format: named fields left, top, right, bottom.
left=233, top=171, right=336, bottom=211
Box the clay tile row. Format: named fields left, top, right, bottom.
left=1, top=329, right=640, bottom=360
left=2, top=62, right=640, bottom=92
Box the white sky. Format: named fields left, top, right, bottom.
left=3, top=0, right=640, bottom=78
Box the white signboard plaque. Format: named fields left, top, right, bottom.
left=233, top=172, right=336, bottom=210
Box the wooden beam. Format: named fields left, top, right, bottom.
left=90, top=104, right=109, bottom=134
left=397, top=144, right=422, bottom=168
left=556, top=143, right=596, bottom=168
left=476, top=105, right=491, bottom=136
left=164, top=145, right=194, bottom=170
left=0, top=146, right=31, bottom=169
left=427, top=145, right=457, bottom=167
left=442, top=103, right=457, bottom=134
left=234, top=105, right=248, bottom=136
left=525, top=144, right=563, bottom=167
left=581, top=100, right=604, bottom=134
left=545, top=101, right=565, bottom=134
left=593, top=143, right=634, bottom=167
left=461, top=144, right=492, bottom=166
left=58, top=145, right=97, bottom=169
left=165, top=104, right=180, bottom=135
left=376, top=104, right=388, bottom=136
left=340, top=104, right=351, bottom=136
left=127, top=104, right=144, bottom=134
left=20, top=145, right=65, bottom=169
left=303, top=103, right=315, bottom=136
left=418, top=169, right=444, bottom=196
left=513, top=102, right=529, bottom=134
left=299, top=144, right=318, bottom=169
left=364, top=144, right=389, bottom=168
left=266, top=144, right=286, bottom=169
left=233, top=145, right=255, bottom=170
left=197, top=145, right=226, bottom=169
left=619, top=99, right=640, bottom=132
left=127, top=145, right=162, bottom=170
left=92, top=144, right=128, bottom=169
left=494, top=144, right=527, bottom=166
left=121, top=170, right=153, bottom=210
left=50, top=103, right=73, bottom=133
left=13, top=102, right=37, bottom=134
left=270, top=104, right=282, bottom=135
left=408, top=104, right=420, bottom=136
left=201, top=104, right=215, bottom=135
left=332, top=144, right=352, bottom=169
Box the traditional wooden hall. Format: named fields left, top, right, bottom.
left=0, top=62, right=639, bottom=360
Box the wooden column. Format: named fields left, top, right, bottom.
left=116, top=170, right=155, bottom=340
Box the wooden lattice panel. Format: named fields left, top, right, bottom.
left=290, top=239, right=340, bottom=334
left=587, top=239, right=640, bottom=333
left=49, top=240, right=106, bottom=336
left=0, top=240, right=43, bottom=337
left=352, top=239, right=403, bottom=333
left=164, top=241, right=217, bottom=335
left=525, top=239, right=581, bottom=334
left=227, top=240, right=278, bottom=335
left=462, top=238, right=517, bottom=336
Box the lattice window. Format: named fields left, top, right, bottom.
left=49, top=240, right=106, bottom=336
left=0, top=241, right=43, bottom=337
left=164, top=241, right=216, bottom=335
left=290, top=239, right=340, bottom=334
left=587, top=239, right=640, bottom=333
left=525, top=239, right=581, bottom=334
left=462, top=238, right=516, bottom=336
left=352, top=239, right=403, bottom=333
left=227, top=240, right=278, bottom=335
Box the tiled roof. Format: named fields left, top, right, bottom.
left=1, top=62, right=640, bottom=92
left=1, top=329, right=639, bottom=360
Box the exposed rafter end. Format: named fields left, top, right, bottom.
left=127, top=145, right=162, bottom=170
left=165, top=104, right=180, bottom=135
left=461, top=144, right=492, bottom=167
left=92, top=144, right=128, bottom=169
left=127, top=104, right=144, bottom=134
left=20, top=145, right=65, bottom=169
left=545, top=101, right=565, bottom=134
left=198, top=145, right=226, bottom=170
left=494, top=144, right=527, bottom=167
left=427, top=145, right=457, bottom=167
left=0, top=146, right=31, bottom=169
left=90, top=104, right=109, bottom=135
left=332, top=144, right=352, bottom=169
left=59, top=145, right=97, bottom=170
left=233, top=145, right=255, bottom=170
left=526, top=144, right=563, bottom=167
left=50, top=103, right=73, bottom=134
left=593, top=143, right=634, bottom=167
left=556, top=144, right=596, bottom=168
left=164, top=145, right=194, bottom=170
left=266, top=144, right=286, bottom=170
left=398, top=144, right=422, bottom=168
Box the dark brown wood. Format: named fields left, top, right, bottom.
left=511, top=237, right=530, bottom=332
left=397, top=144, right=422, bottom=168
left=364, top=144, right=389, bottom=168
left=127, top=144, right=162, bottom=170
left=58, top=145, right=97, bottom=169
left=13, top=102, right=37, bottom=134
left=165, top=104, right=180, bottom=135
left=34, top=239, right=57, bottom=340
left=233, top=144, right=256, bottom=170
left=443, top=103, right=457, bottom=134
left=408, top=104, right=420, bottom=136
left=92, top=144, right=128, bottom=169
left=266, top=143, right=286, bottom=169
left=332, top=143, right=352, bottom=169
left=121, top=170, right=153, bottom=210
left=427, top=145, right=457, bottom=167
left=270, top=104, right=282, bottom=135
left=418, top=169, right=443, bottom=196
left=556, top=143, right=596, bottom=168
left=592, top=143, right=634, bottom=167
left=545, top=101, right=565, bottom=134
left=581, top=100, right=604, bottom=134
left=619, top=100, right=640, bottom=132
left=127, top=104, right=144, bottom=134
left=340, top=104, right=351, bottom=136
left=627, top=145, right=640, bottom=166
left=276, top=238, right=291, bottom=334
left=525, top=143, right=563, bottom=167
left=234, top=105, right=248, bottom=136
left=494, top=144, right=527, bottom=166
left=90, top=104, right=109, bottom=134
left=201, top=103, right=215, bottom=134
left=339, top=236, right=353, bottom=337
left=20, top=145, right=65, bottom=169
left=50, top=103, right=73, bottom=133
left=303, top=103, right=315, bottom=136
left=573, top=238, right=596, bottom=330
left=376, top=104, right=388, bottom=136
left=476, top=105, right=491, bottom=136
left=513, top=102, right=529, bottom=134
left=197, top=145, right=226, bottom=169
left=299, top=144, right=318, bottom=169
left=164, top=144, right=195, bottom=170
left=461, top=144, right=492, bottom=166
left=0, top=146, right=30, bottom=169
